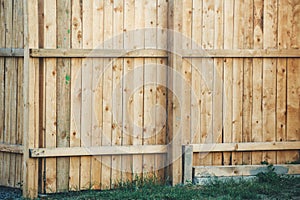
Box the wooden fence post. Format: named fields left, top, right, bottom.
left=182, top=145, right=193, bottom=184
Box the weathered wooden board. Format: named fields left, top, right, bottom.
left=262, top=0, right=277, bottom=164
left=90, top=0, right=104, bottom=190
left=194, top=165, right=300, bottom=177
left=30, top=145, right=168, bottom=157
left=122, top=0, right=135, bottom=183
left=223, top=0, right=234, bottom=166
left=212, top=0, right=224, bottom=166
left=80, top=0, right=93, bottom=190
left=155, top=0, right=168, bottom=180
left=69, top=0, right=82, bottom=191
left=101, top=0, right=113, bottom=190
left=44, top=0, right=57, bottom=193
left=56, top=0, right=71, bottom=192
left=15, top=0, right=24, bottom=188
left=111, top=0, right=123, bottom=187
left=0, top=1, right=5, bottom=186
left=1, top=1, right=300, bottom=198
left=232, top=0, right=243, bottom=165
left=23, top=0, right=39, bottom=197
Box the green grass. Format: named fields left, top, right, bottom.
left=33, top=168, right=300, bottom=200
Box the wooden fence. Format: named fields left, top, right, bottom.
left=0, top=0, right=299, bottom=198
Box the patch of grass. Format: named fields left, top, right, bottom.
left=33, top=169, right=300, bottom=200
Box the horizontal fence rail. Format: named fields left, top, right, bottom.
left=0, top=143, right=24, bottom=154
left=0, top=48, right=24, bottom=57
left=182, top=142, right=300, bottom=183
left=191, top=141, right=300, bottom=152
left=2, top=48, right=299, bottom=58
left=30, top=49, right=168, bottom=58
left=182, top=49, right=300, bottom=58
left=28, top=48, right=300, bottom=58
left=30, top=145, right=168, bottom=158
left=193, top=165, right=300, bottom=178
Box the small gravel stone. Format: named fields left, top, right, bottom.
left=0, top=186, right=22, bottom=200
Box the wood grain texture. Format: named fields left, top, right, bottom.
left=285, top=0, right=300, bottom=163
left=22, top=0, right=39, bottom=197
left=212, top=0, right=223, bottom=166
left=132, top=0, right=144, bottom=181
left=194, top=164, right=300, bottom=177
left=30, top=145, right=168, bottom=157
left=168, top=0, right=183, bottom=185
left=191, top=142, right=300, bottom=152
left=242, top=0, right=253, bottom=165
left=43, top=0, right=57, bottom=193
left=155, top=0, right=168, bottom=180
left=201, top=0, right=214, bottom=166
left=262, top=0, right=277, bottom=164
left=56, top=0, right=71, bottom=192
left=2, top=1, right=300, bottom=195
left=252, top=0, right=264, bottom=165
left=223, top=0, right=234, bottom=166
left=80, top=0, right=93, bottom=190
left=143, top=0, right=157, bottom=179
left=191, top=0, right=202, bottom=167
left=111, top=0, right=123, bottom=187
left=232, top=0, right=243, bottom=165
left=286, top=58, right=300, bottom=162
left=3, top=0, right=14, bottom=187
left=90, top=0, right=104, bottom=190
left=122, top=0, right=135, bottom=183
left=101, top=0, right=113, bottom=189
left=15, top=0, right=24, bottom=188
left=69, top=0, right=82, bottom=191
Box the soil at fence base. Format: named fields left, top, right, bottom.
left=0, top=186, right=22, bottom=200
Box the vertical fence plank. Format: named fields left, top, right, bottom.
left=276, top=58, right=287, bottom=163
left=23, top=0, right=39, bottom=197
left=69, top=0, right=82, bottom=191
left=182, top=0, right=192, bottom=146
left=156, top=0, right=168, bottom=180
left=132, top=0, right=144, bottom=180
left=287, top=58, right=300, bottom=161
left=143, top=0, right=157, bottom=178
left=44, top=0, right=57, bottom=193
left=56, top=0, right=71, bottom=192
left=276, top=0, right=288, bottom=164
left=91, top=0, right=104, bottom=190
left=37, top=0, right=45, bottom=193
left=251, top=0, right=263, bottom=165
left=9, top=0, right=20, bottom=187
left=285, top=0, right=300, bottom=163
left=223, top=0, right=234, bottom=166
left=242, top=0, right=254, bottom=165
left=212, top=0, right=223, bottom=166
left=191, top=0, right=202, bottom=167
left=232, top=0, right=243, bottom=165
left=0, top=0, right=5, bottom=186
left=156, top=58, right=167, bottom=179
left=15, top=0, right=24, bottom=188
left=169, top=0, right=183, bottom=185
left=101, top=0, right=113, bottom=189
left=201, top=0, right=214, bottom=166
left=262, top=0, right=277, bottom=164
left=111, top=0, right=123, bottom=187
left=4, top=0, right=14, bottom=187
left=122, top=0, right=134, bottom=183
left=80, top=0, right=93, bottom=190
